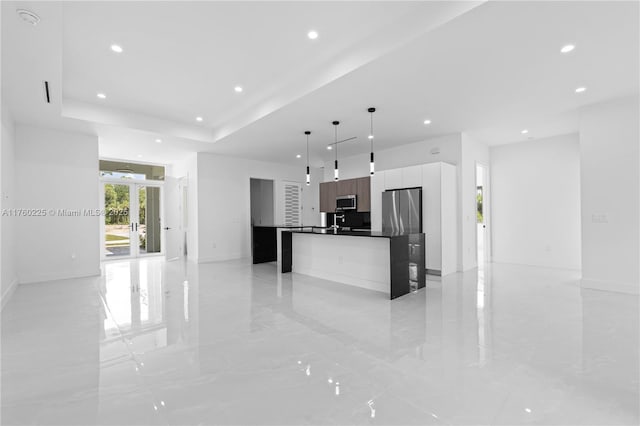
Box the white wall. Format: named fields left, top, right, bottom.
left=302, top=166, right=322, bottom=227
left=579, top=96, right=639, bottom=294
left=15, top=125, right=100, bottom=283
left=323, top=133, right=462, bottom=181
left=460, top=133, right=490, bottom=271
left=171, top=153, right=199, bottom=262
left=196, top=153, right=310, bottom=262
left=490, top=133, right=581, bottom=269
left=1, top=104, right=18, bottom=307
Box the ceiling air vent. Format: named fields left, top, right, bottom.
left=16, top=9, right=40, bottom=26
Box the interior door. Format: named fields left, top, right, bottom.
left=164, top=177, right=182, bottom=260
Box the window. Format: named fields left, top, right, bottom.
left=284, top=183, right=301, bottom=226
left=100, top=160, right=165, bottom=181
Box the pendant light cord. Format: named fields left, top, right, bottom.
left=306, top=133, right=309, bottom=169
left=370, top=111, right=374, bottom=152
left=334, top=124, right=338, bottom=161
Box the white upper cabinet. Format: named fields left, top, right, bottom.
left=384, top=168, right=402, bottom=190
left=401, top=165, right=422, bottom=188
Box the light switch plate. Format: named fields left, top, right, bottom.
left=591, top=214, right=608, bottom=223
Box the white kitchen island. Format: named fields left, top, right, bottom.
left=282, top=228, right=425, bottom=300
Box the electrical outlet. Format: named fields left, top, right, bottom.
left=591, top=214, right=608, bottom=224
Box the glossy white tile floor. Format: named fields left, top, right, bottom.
left=2, top=258, right=638, bottom=425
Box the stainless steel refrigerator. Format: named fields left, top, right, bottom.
left=382, top=188, right=422, bottom=234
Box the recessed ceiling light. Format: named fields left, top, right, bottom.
left=137, top=154, right=143, bottom=158
left=327, top=146, right=332, bottom=150
left=307, top=30, right=319, bottom=40
left=155, top=139, right=162, bottom=143
left=521, top=129, right=529, bottom=134
left=110, top=44, right=123, bottom=53
left=296, top=154, right=301, bottom=158
left=234, top=86, right=243, bottom=93
left=368, top=135, right=374, bottom=139
left=16, top=9, right=40, bottom=26
left=560, top=44, right=575, bottom=53
left=575, top=87, right=587, bottom=93
left=196, top=116, right=203, bottom=122
left=97, top=93, right=106, bottom=99
left=423, top=119, right=431, bottom=125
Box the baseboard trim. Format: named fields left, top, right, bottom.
left=197, top=253, right=244, bottom=264
left=1, top=277, right=19, bottom=311
left=581, top=278, right=639, bottom=295
left=490, top=260, right=581, bottom=272
left=19, top=269, right=101, bottom=285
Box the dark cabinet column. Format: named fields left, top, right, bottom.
left=319, top=181, right=336, bottom=212
left=357, top=177, right=371, bottom=212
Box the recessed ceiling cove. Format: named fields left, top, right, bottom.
left=2, top=1, right=638, bottom=166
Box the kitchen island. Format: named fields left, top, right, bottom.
left=282, top=228, right=425, bottom=300
left=252, top=225, right=313, bottom=272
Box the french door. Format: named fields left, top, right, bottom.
left=102, top=181, right=163, bottom=259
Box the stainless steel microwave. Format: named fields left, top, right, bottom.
left=336, top=195, right=357, bottom=211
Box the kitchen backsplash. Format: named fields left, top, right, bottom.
left=327, top=212, right=371, bottom=229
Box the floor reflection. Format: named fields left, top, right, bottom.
left=1, top=258, right=638, bottom=425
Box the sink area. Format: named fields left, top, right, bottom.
left=307, top=227, right=372, bottom=234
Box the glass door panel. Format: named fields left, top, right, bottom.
left=138, top=185, right=162, bottom=255
left=104, top=183, right=132, bottom=257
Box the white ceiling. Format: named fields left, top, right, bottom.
left=2, top=1, right=638, bottom=167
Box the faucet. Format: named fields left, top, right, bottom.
left=332, top=213, right=345, bottom=231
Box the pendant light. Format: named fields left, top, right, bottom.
left=333, top=121, right=340, bottom=181
left=304, top=131, right=311, bottom=186
left=368, top=107, right=376, bottom=175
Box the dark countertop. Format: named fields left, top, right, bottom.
left=289, top=228, right=419, bottom=239
left=253, top=225, right=314, bottom=229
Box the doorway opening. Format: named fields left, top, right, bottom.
left=102, top=182, right=163, bottom=258
left=250, top=178, right=275, bottom=226
left=476, top=163, right=487, bottom=266
left=100, top=160, right=166, bottom=260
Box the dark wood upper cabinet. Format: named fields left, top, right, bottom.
left=319, top=181, right=336, bottom=212
left=356, top=176, right=371, bottom=212
left=319, top=176, right=370, bottom=213
left=336, top=179, right=358, bottom=196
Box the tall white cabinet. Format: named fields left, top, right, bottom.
left=371, top=162, right=457, bottom=276
left=422, top=163, right=457, bottom=275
